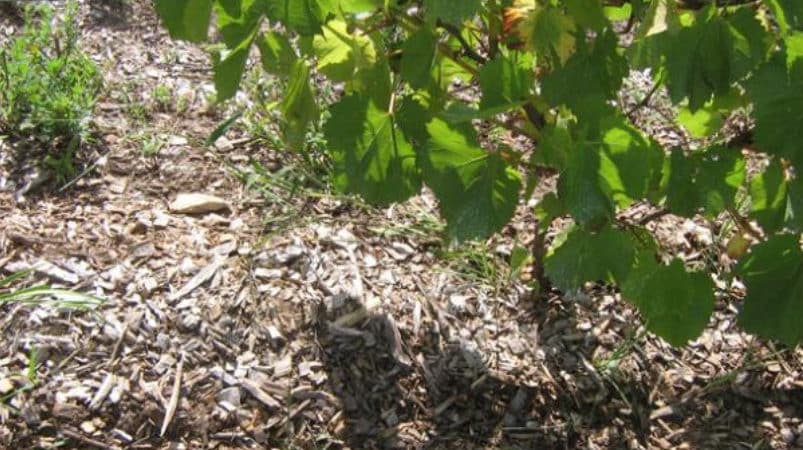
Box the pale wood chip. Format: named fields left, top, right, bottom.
left=240, top=378, right=281, bottom=409
left=89, top=373, right=115, bottom=410
left=160, top=353, right=184, bottom=437
left=168, top=258, right=223, bottom=302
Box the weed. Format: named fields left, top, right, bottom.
left=152, top=83, right=173, bottom=112
left=593, top=327, right=646, bottom=376
left=120, top=128, right=166, bottom=157
left=441, top=242, right=506, bottom=287
left=0, top=270, right=102, bottom=414
left=0, top=1, right=101, bottom=151
left=0, top=269, right=103, bottom=310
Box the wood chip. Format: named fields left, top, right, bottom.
left=240, top=378, right=281, bottom=409
left=160, top=353, right=184, bottom=437
left=89, top=373, right=115, bottom=410
left=169, top=258, right=223, bottom=302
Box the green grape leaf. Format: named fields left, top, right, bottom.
left=763, top=0, right=803, bottom=33
left=564, top=0, right=608, bottom=32
left=422, top=119, right=521, bottom=241
left=423, top=0, right=481, bottom=25
left=337, top=0, right=383, bottom=13
left=737, top=234, right=803, bottom=345
left=544, top=226, right=636, bottom=292
left=154, top=0, right=213, bottom=42
left=657, top=8, right=767, bottom=111
left=727, top=7, right=772, bottom=75
left=522, top=6, right=577, bottom=65
left=478, top=54, right=534, bottom=110
left=541, top=30, right=628, bottom=120
left=396, top=96, right=431, bottom=147
left=401, top=26, right=437, bottom=89
left=622, top=256, right=715, bottom=346
left=596, top=116, right=665, bottom=208
left=664, top=13, right=733, bottom=111
left=257, top=31, right=297, bottom=77
left=354, top=54, right=393, bottom=110
left=313, top=20, right=377, bottom=82
left=664, top=147, right=746, bottom=218
left=747, top=48, right=803, bottom=169
left=324, top=94, right=421, bottom=205
left=787, top=177, right=803, bottom=231
left=557, top=141, right=615, bottom=230
left=628, top=0, right=677, bottom=69
left=265, top=0, right=327, bottom=35
left=280, top=61, right=318, bottom=151
left=534, top=192, right=566, bottom=231
left=532, top=123, right=571, bottom=170
left=638, top=0, right=679, bottom=38
left=750, top=159, right=790, bottom=233
left=675, top=89, right=744, bottom=138
left=213, top=25, right=259, bottom=101
left=214, top=0, right=265, bottom=47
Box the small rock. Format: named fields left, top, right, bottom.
left=179, top=313, right=201, bottom=332
left=386, top=242, right=415, bottom=261
left=169, top=193, right=229, bottom=214
left=276, top=246, right=305, bottom=265
left=448, top=295, right=469, bottom=315
left=80, top=420, right=96, bottom=434
left=255, top=268, right=283, bottom=280
left=126, top=221, right=147, bottom=235
left=214, top=136, right=234, bottom=152
left=152, top=210, right=170, bottom=228
left=168, top=135, right=188, bottom=146
left=0, top=378, right=14, bottom=395
left=781, top=428, right=795, bottom=444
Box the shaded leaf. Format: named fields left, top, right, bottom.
left=280, top=61, right=318, bottom=151
left=622, top=256, right=715, bottom=346
left=400, top=26, right=437, bottom=89
left=557, top=141, right=614, bottom=230
left=747, top=47, right=803, bottom=169
left=265, top=0, right=327, bottom=35
left=478, top=54, right=534, bottom=110
left=542, top=30, right=627, bottom=120
left=213, top=25, right=259, bottom=101
left=522, top=6, right=576, bottom=65
left=664, top=146, right=746, bottom=218
left=155, top=0, right=213, bottom=42
left=257, top=31, right=297, bottom=76
left=423, top=118, right=521, bottom=241
left=544, top=226, right=636, bottom=292
left=424, top=0, right=481, bottom=25
left=750, top=159, right=789, bottom=233
left=737, top=234, right=803, bottom=345
left=324, top=94, right=420, bottom=205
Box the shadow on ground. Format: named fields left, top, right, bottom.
left=315, top=289, right=803, bottom=449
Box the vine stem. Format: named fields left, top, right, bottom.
left=531, top=221, right=548, bottom=299
left=625, top=81, right=661, bottom=119
left=726, top=206, right=764, bottom=241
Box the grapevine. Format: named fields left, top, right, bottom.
left=156, top=0, right=803, bottom=346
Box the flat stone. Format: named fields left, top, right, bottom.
left=169, top=193, right=229, bottom=214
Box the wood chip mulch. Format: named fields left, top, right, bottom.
left=0, top=2, right=801, bottom=449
